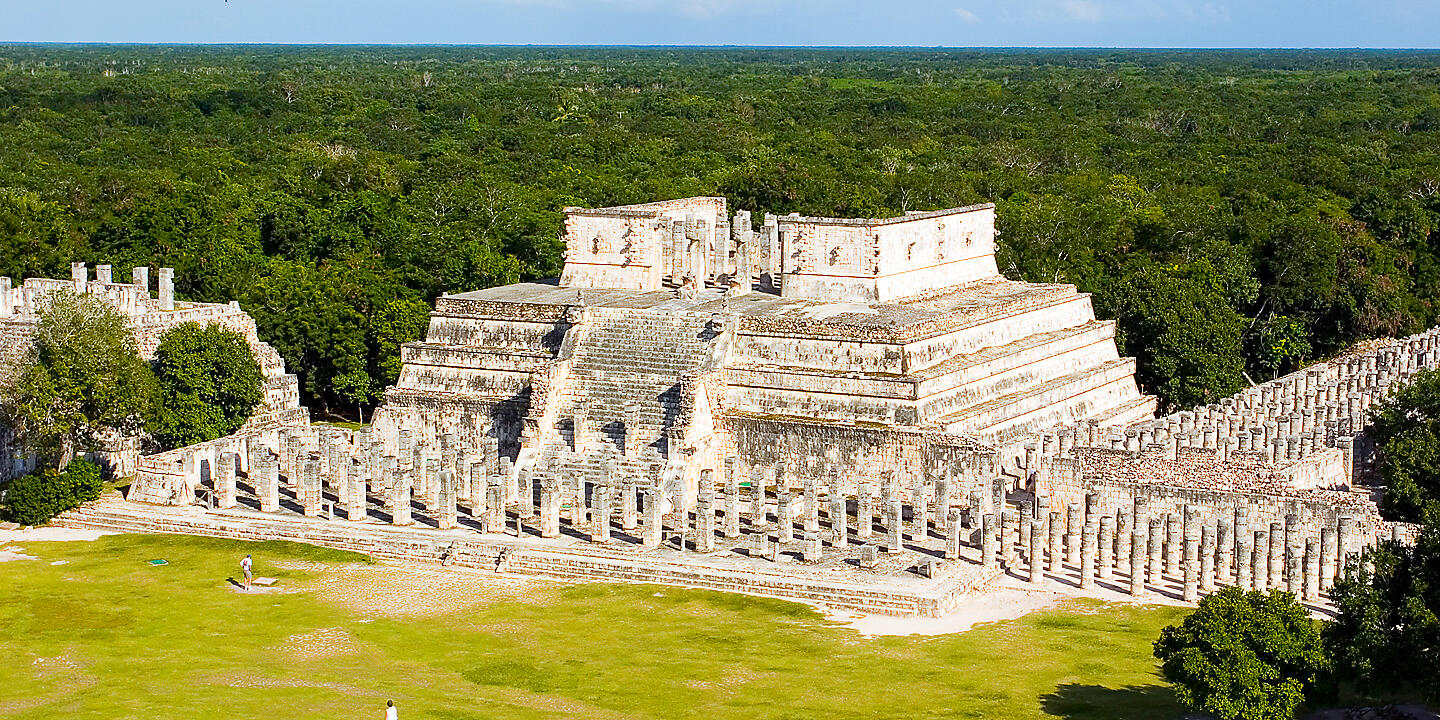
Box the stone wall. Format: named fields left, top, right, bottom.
left=0, top=264, right=304, bottom=481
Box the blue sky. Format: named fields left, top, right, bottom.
left=4, top=0, right=1437, bottom=47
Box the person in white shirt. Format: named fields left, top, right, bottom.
left=385, top=700, right=398, bottom=720
left=240, top=554, right=253, bottom=591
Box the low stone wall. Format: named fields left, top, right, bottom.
left=55, top=500, right=991, bottom=617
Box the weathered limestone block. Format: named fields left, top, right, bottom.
left=1098, top=515, right=1114, bottom=579
left=982, top=513, right=997, bottom=568
left=216, top=451, right=237, bottom=509
left=437, top=470, right=458, bottom=530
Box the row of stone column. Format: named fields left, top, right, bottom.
left=979, top=496, right=1367, bottom=603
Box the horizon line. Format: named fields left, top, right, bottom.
left=2, top=42, right=1440, bottom=52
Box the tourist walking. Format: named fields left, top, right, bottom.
left=385, top=700, right=398, bottom=720
left=240, top=554, right=253, bottom=590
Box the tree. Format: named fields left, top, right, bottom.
left=1154, top=588, right=1328, bottom=720
left=149, top=322, right=264, bottom=450
left=1326, top=525, right=1440, bottom=705
left=0, top=289, right=156, bottom=469
left=1110, top=259, right=1248, bottom=411
left=2, top=459, right=103, bottom=526
left=1368, top=368, right=1440, bottom=522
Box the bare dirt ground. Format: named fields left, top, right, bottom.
left=291, top=560, right=555, bottom=619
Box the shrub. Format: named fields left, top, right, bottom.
left=1154, top=587, right=1328, bottom=720
left=3, top=459, right=104, bottom=526
left=149, top=322, right=263, bottom=450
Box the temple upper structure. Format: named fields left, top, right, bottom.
left=372, top=197, right=1157, bottom=498
left=558, top=197, right=997, bottom=303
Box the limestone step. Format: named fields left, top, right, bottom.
left=723, top=321, right=1122, bottom=425
left=937, top=358, right=1140, bottom=437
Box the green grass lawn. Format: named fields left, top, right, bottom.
left=0, top=534, right=1189, bottom=720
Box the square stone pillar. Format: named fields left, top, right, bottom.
left=981, top=513, right=997, bottom=568
left=857, top=482, right=874, bottom=539
left=1200, top=523, right=1216, bottom=593
left=945, top=509, right=962, bottom=559
left=540, top=483, right=561, bottom=538
left=302, top=459, right=322, bottom=517
left=749, top=467, right=766, bottom=526
left=1029, top=518, right=1046, bottom=585
left=802, top=478, right=819, bottom=534
left=157, top=267, right=174, bottom=310
left=259, top=457, right=280, bottom=512
left=592, top=487, right=612, bottom=544
left=94, top=264, right=112, bottom=285
left=695, top=489, right=715, bottom=552
left=776, top=492, right=794, bottom=544
left=643, top=487, right=662, bottom=548
left=620, top=481, right=639, bottom=531
left=469, top=462, right=487, bottom=518
left=216, top=451, right=237, bottom=509
left=132, top=266, right=149, bottom=295
left=828, top=493, right=847, bottom=548
left=484, top=483, right=504, bottom=533
left=1253, top=530, right=1269, bottom=590
left=1130, top=530, right=1147, bottom=596
left=437, top=471, right=457, bottom=530
left=391, top=474, right=412, bottom=526
left=71, top=262, right=87, bottom=292
left=346, top=460, right=367, bottom=522
left=886, top=498, right=904, bottom=553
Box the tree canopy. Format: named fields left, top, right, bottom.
left=1368, top=368, right=1440, bottom=522
left=5, top=47, right=1440, bottom=416
left=0, top=289, right=156, bottom=469
left=1154, top=588, right=1328, bottom=720
left=149, top=322, right=264, bottom=450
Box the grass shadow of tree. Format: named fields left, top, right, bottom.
left=1040, top=683, right=1182, bottom=720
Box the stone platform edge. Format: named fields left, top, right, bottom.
left=54, top=500, right=1000, bottom=618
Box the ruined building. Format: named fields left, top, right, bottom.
left=41, top=198, right=1426, bottom=615
left=0, top=263, right=305, bottom=482
left=372, top=197, right=1156, bottom=502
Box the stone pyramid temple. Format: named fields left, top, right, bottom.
left=372, top=197, right=1156, bottom=495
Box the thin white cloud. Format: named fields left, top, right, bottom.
left=1061, top=0, right=1102, bottom=22
left=953, top=6, right=981, bottom=23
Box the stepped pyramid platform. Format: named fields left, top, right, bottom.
left=372, top=197, right=1155, bottom=508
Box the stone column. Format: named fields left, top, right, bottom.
left=302, top=459, right=321, bottom=517
left=469, top=462, right=486, bottom=519
left=1236, top=528, right=1253, bottom=590
left=391, top=473, right=412, bottom=526
left=216, top=451, right=237, bottom=509
left=1286, top=543, right=1302, bottom=595
left=158, top=267, right=175, bottom=310
left=1048, top=511, right=1063, bottom=573
left=1130, top=529, right=1146, bottom=596
left=725, top=485, right=743, bottom=538
left=1079, top=518, right=1096, bottom=589
left=829, top=493, right=848, bottom=548
left=540, top=483, right=560, bottom=538
left=776, top=492, right=794, bottom=544
left=1336, top=516, right=1353, bottom=584
left=1319, top=527, right=1336, bottom=590
left=982, top=513, right=997, bottom=568
left=0, top=276, right=10, bottom=316
left=1269, top=522, right=1284, bottom=589
left=1200, top=523, right=1216, bottom=593
left=1304, top=537, right=1320, bottom=601
left=1098, top=515, right=1114, bottom=579
left=912, top=473, right=930, bottom=537
left=1165, top=513, right=1181, bottom=577
left=1148, top=517, right=1164, bottom=585
left=133, top=265, right=149, bottom=295
left=1253, top=530, right=1269, bottom=590
left=887, top=497, right=905, bottom=553
left=1000, top=509, right=1016, bottom=567
left=259, top=457, right=280, bottom=512
left=346, top=460, right=367, bottom=522
left=1216, top=518, right=1233, bottom=584
left=643, top=487, right=662, bottom=548
left=1183, top=518, right=1199, bottom=603
left=437, top=471, right=457, bottom=530
left=1116, top=507, right=1131, bottom=568
left=484, top=482, right=504, bottom=534
left=1065, top=503, right=1081, bottom=565
left=621, top=481, right=639, bottom=532
left=751, top=468, right=767, bottom=526
left=1029, top=518, right=1046, bottom=585
left=802, top=478, right=819, bottom=535
left=594, top=486, right=613, bottom=544
left=945, top=509, right=962, bottom=559
left=857, top=482, right=874, bottom=539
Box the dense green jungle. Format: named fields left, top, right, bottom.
left=4, top=45, right=1440, bottom=421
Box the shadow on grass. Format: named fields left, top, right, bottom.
left=1040, top=683, right=1181, bottom=720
